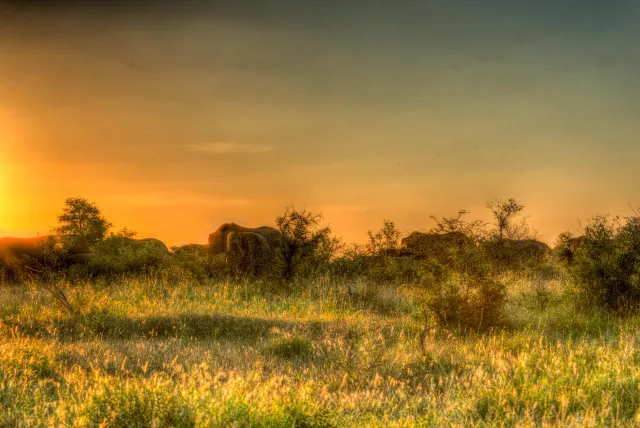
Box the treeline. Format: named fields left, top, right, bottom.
left=2, top=197, right=640, bottom=330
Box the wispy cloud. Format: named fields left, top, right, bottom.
left=185, top=142, right=274, bottom=154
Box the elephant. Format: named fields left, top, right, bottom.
left=225, top=231, right=273, bottom=277
left=208, top=223, right=281, bottom=276
left=558, top=235, right=586, bottom=264
left=401, top=231, right=474, bottom=262
left=99, top=237, right=170, bottom=255
left=482, top=238, right=551, bottom=266
left=503, top=239, right=551, bottom=258
left=0, top=234, right=93, bottom=279
left=125, top=238, right=170, bottom=254
left=173, top=244, right=209, bottom=256
left=209, top=223, right=281, bottom=255
left=0, top=235, right=92, bottom=264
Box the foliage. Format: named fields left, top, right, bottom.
left=424, top=273, right=507, bottom=330
left=571, top=215, right=640, bottom=311
left=486, top=197, right=524, bottom=240
left=554, top=231, right=575, bottom=262
left=111, top=227, right=138, bottom=239
left=56, top=197, right=112, bottom=247
left=429, top=210, right=488, bottom=241
left=275, top=207, right=342, bottom=282
left=422, top=245, right=507, bottom=330
left=70, top=236, right=170, bottom=279
left=366, top=219, right=402, bottom=255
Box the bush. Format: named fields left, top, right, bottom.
left=83, top=237, right=171, bottom=278
left=571, top=215, right=640, bottom=311
left=417, top=245, right=507, bottom=330
left=425, top=273, right=506, bottom=330
left=274, top=207, right=341, bottom=282
left=169, top=250, right=225, bottom=283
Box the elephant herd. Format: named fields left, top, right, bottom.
left=0, top=223, right=284, bottom=278
left=0, top=222, right=587, bottom=279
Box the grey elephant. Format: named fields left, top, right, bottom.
left=400, top=231, right=474, bottom=264
left=503, top=239, right=551, bottom=258
left=173, top=244, right=209, bottom=256
left=208, top=223, right=281, bottom=276
left=557, top=235, right=586, bottom=264
left=99, top=237, right=170, bottom=255
left=225, top=231, right=274, bottom=277
left=0, top=234, right=93, bottom=280
left=0, top=235, right=93, bottom=265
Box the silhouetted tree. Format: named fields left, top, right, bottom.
left=366, top=219, right=401, bottom=255
left=56, top=197, right=112, bottom=247
left=486, top=198, right=524, bottom=241
left=275, top=207, right=341, bottom=282
left=430, top=210, right=488, bottom=241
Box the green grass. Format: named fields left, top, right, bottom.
left=2, top=272, right=640, bottom=426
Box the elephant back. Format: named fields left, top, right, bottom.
left=252, top=226, right=281, bottom=250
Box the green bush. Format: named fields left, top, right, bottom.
left=169, top=250, right=226, bottom=283
left=69, top=238, right=225, bottom=283
left=425, top=273, right=506, bottom=330
left=571, top=215, right=640, bottom=311
left=90, top=237, right=169, bottom=275
left=331, top=250, right=448, bottom=287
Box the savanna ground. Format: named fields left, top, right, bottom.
left=2, top=267, right=640, bottom=427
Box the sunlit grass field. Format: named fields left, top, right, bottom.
left=2, top=272, right=640, bottom=426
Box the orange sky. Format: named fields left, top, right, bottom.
left=1, top=2, right=639, bottom=246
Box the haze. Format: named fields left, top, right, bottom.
left=1, top=0, right=639, bottom=246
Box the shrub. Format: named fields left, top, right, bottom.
left=274, top=207, right=342, bottom=282
left=425, top=273, right=506, bottom=330
left=571, top=215, right=640, bottom=311
left=87, top=237, right=170, bottom=277
left=169, top=250, right=225, bottom=283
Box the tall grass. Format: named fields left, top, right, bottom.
left=2, top=270, right=640, bottom=426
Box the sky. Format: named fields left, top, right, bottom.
left=0, top=0, right=639, bottom=246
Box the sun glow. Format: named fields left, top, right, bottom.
left=0, top=124, right=16, bottom=236
left=0, top=154, right=8, bottom=233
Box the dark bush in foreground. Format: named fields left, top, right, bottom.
left=571, top=215, right=640, bottom=311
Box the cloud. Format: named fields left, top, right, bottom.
left=185, top=142, right=274, bottom=155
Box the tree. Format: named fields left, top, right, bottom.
left=486, top=198, right=524, bottom=240
left=429, top=210, right=488, bottom=241
left=56, top=197, right=112, bottom=247
left=275, top=207, right=341, bottom=282
left=366, top=219, right=402, bottom=255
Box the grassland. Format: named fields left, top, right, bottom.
left=2, top=271, right=640, bottom=427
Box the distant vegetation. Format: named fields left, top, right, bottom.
left=2, top=197, right=640, bottom=425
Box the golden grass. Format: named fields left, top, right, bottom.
left=1, top=275, right=640, bottom=426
